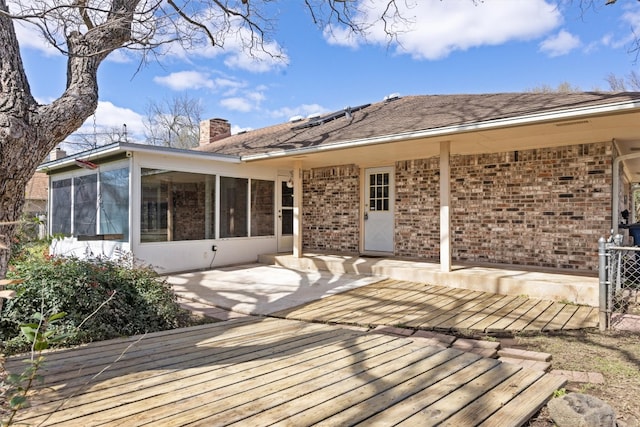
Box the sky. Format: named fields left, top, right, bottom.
left=13, top=0, right=640, bottom=152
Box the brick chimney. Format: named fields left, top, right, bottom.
left=199, top=118, right=231, bottom=146
left=50, top=147, right=67, bottom=161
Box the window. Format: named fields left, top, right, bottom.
left=220, top=177, right=248, bottom=238
left=51, top=179, right=71, bottom=235
left=280, top=180, right=294, bottom=235
left=140, top=169, right=216, bottom=242
left=50, top=166, right=129, bottom=240
left=251, top=179, right=275, bottom=236
left=369, top=172, right=390, bottom=211
left=100, top=168, right=129, bottom=239
left=139, top=169, right=275, bottom=242
left=74, top=174, right=98, bottom=236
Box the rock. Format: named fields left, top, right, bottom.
left=547, top=393, right=616, bottom=427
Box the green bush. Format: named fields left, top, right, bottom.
left=1, top=251, right=192, bottom=354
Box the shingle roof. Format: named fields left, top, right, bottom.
left=196, top=92, right=640, bottom=157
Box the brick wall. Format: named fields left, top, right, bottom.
left=302, top=165, right=360, bottom=252
left=449, top=142, right=612, bottom=270
left=302, top=142, right=612, bottom=271
left=172, top=182, right=206, bottom=240
left=395, top=158, right=440, bottom=259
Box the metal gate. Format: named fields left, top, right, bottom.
left=599, top=234, right=640, bottom=330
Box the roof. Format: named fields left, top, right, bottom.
left=38, top=141, right=241, bottom=173
left=196, top=92, right=640, bottom=158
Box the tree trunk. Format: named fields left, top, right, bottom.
left=0, top=0, right=139, bottom=278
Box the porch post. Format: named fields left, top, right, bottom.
left=440, top=141, right=452, bottom=272
left=293, top=161, right=303, bottom=258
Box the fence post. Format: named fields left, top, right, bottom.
left=598, top=236, right=608, bottom=331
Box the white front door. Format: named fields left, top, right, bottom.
left=277, top=176, right=294, bottom=252
left=363, top=167, right=394, bottom=253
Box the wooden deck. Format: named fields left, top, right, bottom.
left=271, top=279, right=599, bottom=334
left=6, top=317, right=566, bottom=426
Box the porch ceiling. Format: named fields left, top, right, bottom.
left=247, top=109, right=640, bottom=180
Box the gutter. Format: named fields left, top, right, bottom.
left=240, top=98, right=640, bottom=162
left=37, top=142, right=241, bottom=172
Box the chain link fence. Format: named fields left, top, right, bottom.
left=599, top=235, right=640, bottom=330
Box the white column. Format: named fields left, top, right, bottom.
left=440, top=141, right=452, bottom=272
left=293, top=161, right=303, bottom=258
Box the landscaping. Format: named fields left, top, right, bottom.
left=0, top=240, right=196, bottom=356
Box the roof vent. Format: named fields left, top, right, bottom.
left=306, top=113, right=322, bottom=120
left=384, top=93, right=400, bottom=102
left=288, top=115, right=304, bottom=123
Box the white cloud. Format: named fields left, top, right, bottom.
left=222, top=39, right=290, bottom=73
left=231, top=124, right=253, bottom=134
left=324, top=0, right=562, bottom=60
left=220, top=97, right=255, bottom=112
left=63, top=101, right=145, bottom=151
left=219, top=86, right=269, bottom=113
left=84, top=101, right=142, bottom=138
left=324, top=26, right=360, bottom=49
left=153, top=71, right=215, bottom=91
left=539, top=30, right=581, bottom=57
left=269, top=104, right=329, bottom=120
left=14, top=21, right=61, bottom=57
left=105, top=49, right=133, bottom=64
left=615, top=3, right=640, bottom=48
left=622, top=4, right=640, bottom=31
left=154, top=14, right=289, bottom=73
left=93, top=101, right=145, bottom=135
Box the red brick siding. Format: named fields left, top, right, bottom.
left=300, top=142, right=612, bottom=271
left=302, top=165, right=360, bottom=252
left=395, top=158, right=440, bottom=259
left=449, top=142, right=611, bottom=270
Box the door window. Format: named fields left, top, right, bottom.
left=369, top=172, right=390, bottom=211
left=281, top=181, right=294, bottom=235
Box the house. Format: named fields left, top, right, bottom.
left=37, top=92, right=640, bottom=303
left=24, top=172, right=48, bottom=218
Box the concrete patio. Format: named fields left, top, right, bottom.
left=166, top=255, right=600, bottom=334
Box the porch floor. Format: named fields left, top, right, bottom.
left=259, top=252, right=599, bottom=307
left=168, top=255, right=599, bottom=334
left=6, top=317, right=566, bottom=426
left=270, top=277, right=598, bottom=334
left=263, top=253, right=599, bottom=333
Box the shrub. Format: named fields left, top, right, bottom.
left=1, top=251, right=192, bottom=354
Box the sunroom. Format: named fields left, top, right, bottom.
left=38, top=142, right=293, bottom=272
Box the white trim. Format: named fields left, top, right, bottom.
left=38, top=142, right=241, bottom=173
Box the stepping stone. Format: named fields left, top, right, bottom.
left=550, top=370, right=605, bottom=384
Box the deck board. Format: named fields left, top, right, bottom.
left=7, top=318, right=567, bottom=426
left=271, top=280, right=598, bottom=334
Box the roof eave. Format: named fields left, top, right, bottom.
left=37, top=142, right=242, bottom=173
left=240, top=98, right=640, bottom=162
